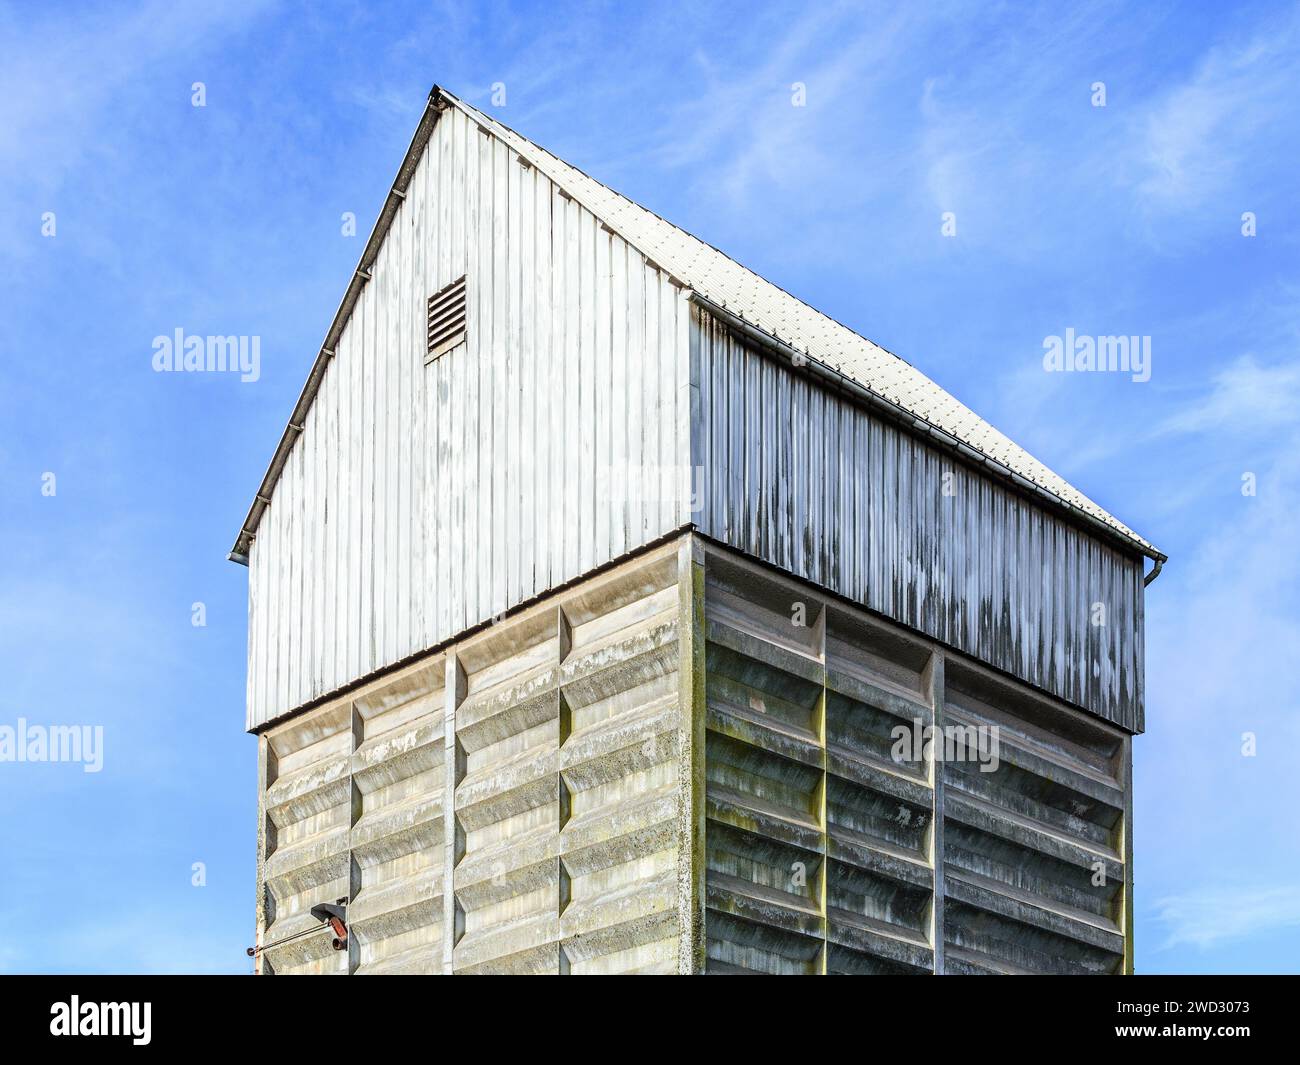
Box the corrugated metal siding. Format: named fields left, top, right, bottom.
left=692, top=309, right=1145, bottom=732
left=247, top=106, right=690, bottom=730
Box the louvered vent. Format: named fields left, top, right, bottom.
left=426, top=275, right=467, bottom=360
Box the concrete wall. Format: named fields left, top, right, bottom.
left=257, top=657, right=446, bottom=974
left=255, top=533, right=1130, bottom=974
left=700, top=545, right=1129, bottom=975
left=256, top=539, right=702, bottom=973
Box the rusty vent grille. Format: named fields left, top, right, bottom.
left=426, top=275, right=467, bottom=360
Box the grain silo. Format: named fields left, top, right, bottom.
left=230, top=85, right=1164, bottom=975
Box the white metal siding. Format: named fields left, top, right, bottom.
left=247, top=106, right=690, bottom=730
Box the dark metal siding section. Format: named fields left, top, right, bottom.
left=692, top=310, right=1145, bottom=732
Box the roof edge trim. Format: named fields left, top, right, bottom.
left=227, top=90, right=447, bottom=561
left=693, top=293, right=1166, bottom=565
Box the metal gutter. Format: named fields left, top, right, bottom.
left=692, top=293, right=1168, bottom=568
left=226, top=90, right=448, bottom=564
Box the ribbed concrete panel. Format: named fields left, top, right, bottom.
left=260, top=705, right=353, bottom=975
left=247, top=103, right=690, bottom=730
left=349, top=662, right=445, bottom=974
left=258, top=658, right=447, bottom=974
left=702, top=552, right=937, bottom=975
left=696, top=541, right=1131, bottom=975
left=450, top=547, right=687, bottom=974
left=254, top=542, right=702, bottom=975
left=940, top=660, right=1127, bottom=975
left=692, top=309, right=1147, bottom=733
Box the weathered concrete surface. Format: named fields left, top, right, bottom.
left=258, top=540, right=697, bottom=973
left=256, top=534, right=1132, bottom=974
left=699, top=547, right=1128, bottom=975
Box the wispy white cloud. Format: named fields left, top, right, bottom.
left=1136, top=402, right=1300, bottom=971
left=1155, top=354, right=1300, bottom=435
left=1153, top=883, right=1300, bottom=950
left=1132, top=17, right=1300, bottom=211
left=918, top=75, right=989, bottom=219
left=0, top=0, right=272, bottom=189
left=0, top=0, right=274, bottom=269
left=340, top=83, right=417, bottom=123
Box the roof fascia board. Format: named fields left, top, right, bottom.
left=434, top=89, right=689, bottom=288
left=227, top=92, right=446, bottom=563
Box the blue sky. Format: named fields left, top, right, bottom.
left=1, top=0, right=1297, bottom=974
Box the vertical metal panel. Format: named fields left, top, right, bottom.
left=247, top=107, right=688, bottom=730
left=691, top=309, right=1145, bottom=732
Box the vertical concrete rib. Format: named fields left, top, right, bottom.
left=925, top=651, right=945, bottom=975
left=677, top=536, right=707, bottom=972
left=254, top=734, right=271, bottom=975
left=442, top=653, right=465, bottom=973
left=1122, top=733, right=1135, bottom=975
left=347, top=700, right=361, bottom=974
left=815, top=604, right=828, bottom=976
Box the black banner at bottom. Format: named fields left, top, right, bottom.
left=0, top=973, right=1288, bottom=1052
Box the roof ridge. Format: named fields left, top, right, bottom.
left=437, top=89, right=928, bottom=375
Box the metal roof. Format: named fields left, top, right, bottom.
left=231, top=86, right=1164, bottom=565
